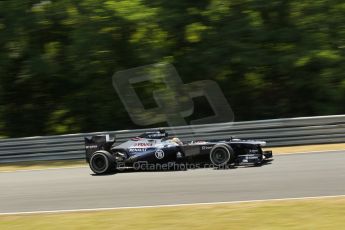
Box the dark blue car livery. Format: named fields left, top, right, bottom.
left=85, top=130, right=273, bottom=174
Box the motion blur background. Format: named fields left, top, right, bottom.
left=1, top=0, right=345, bottom=138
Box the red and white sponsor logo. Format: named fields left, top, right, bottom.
left=134, top=142, right=153, bottom=147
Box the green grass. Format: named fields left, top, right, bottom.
left=265, top=143, right=345, bottom=154
left=1, top=197, right=345, bottom=230
left=0, top=160, right=86, bottom=172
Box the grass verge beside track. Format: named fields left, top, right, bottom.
left=0, top=160, right=86, bottom=172
left=263, top=142, right=345, bottom=154
left=1, top=143, right=344, bottom=172
left=1, top=196, right=345, bottom=230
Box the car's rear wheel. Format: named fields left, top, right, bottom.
left=89, top=151, right=116, bottom=174
left=210, top=144, right=233, bottom=167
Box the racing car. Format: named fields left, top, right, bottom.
left=85, top=129, right=273, bottom=174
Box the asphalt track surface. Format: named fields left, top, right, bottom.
left=1, top=151, right=345, bottom=213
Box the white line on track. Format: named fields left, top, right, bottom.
left=1, top=194, right=345, bottom=216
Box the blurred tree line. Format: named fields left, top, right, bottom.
left=1, top=0, right=345, bottom=137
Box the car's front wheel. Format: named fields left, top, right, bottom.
left=89, top=150, right=116, bottom=174
left=209, top=144, right=234, bottom=167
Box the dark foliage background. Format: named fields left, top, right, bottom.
left=1, top=0, right=345, bottom=137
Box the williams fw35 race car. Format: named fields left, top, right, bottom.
left=85, top=130, right=273, bottom=174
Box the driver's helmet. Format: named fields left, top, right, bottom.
left=171, top=137, right=182, bottom=145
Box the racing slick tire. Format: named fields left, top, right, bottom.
left=89, top=150, right=117, bottom=174
left=209, top=144, right=234, bottom=167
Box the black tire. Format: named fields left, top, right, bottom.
left=209, top=144, right=234, bottom=167
left=89, top=150, right=117, bottom=174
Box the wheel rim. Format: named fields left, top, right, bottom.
left=211, top=147, right=230, bottom=166
left=91, top=153, right=108, bottom=173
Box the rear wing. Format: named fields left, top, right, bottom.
left=84, top=134, right=115, bottom=162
